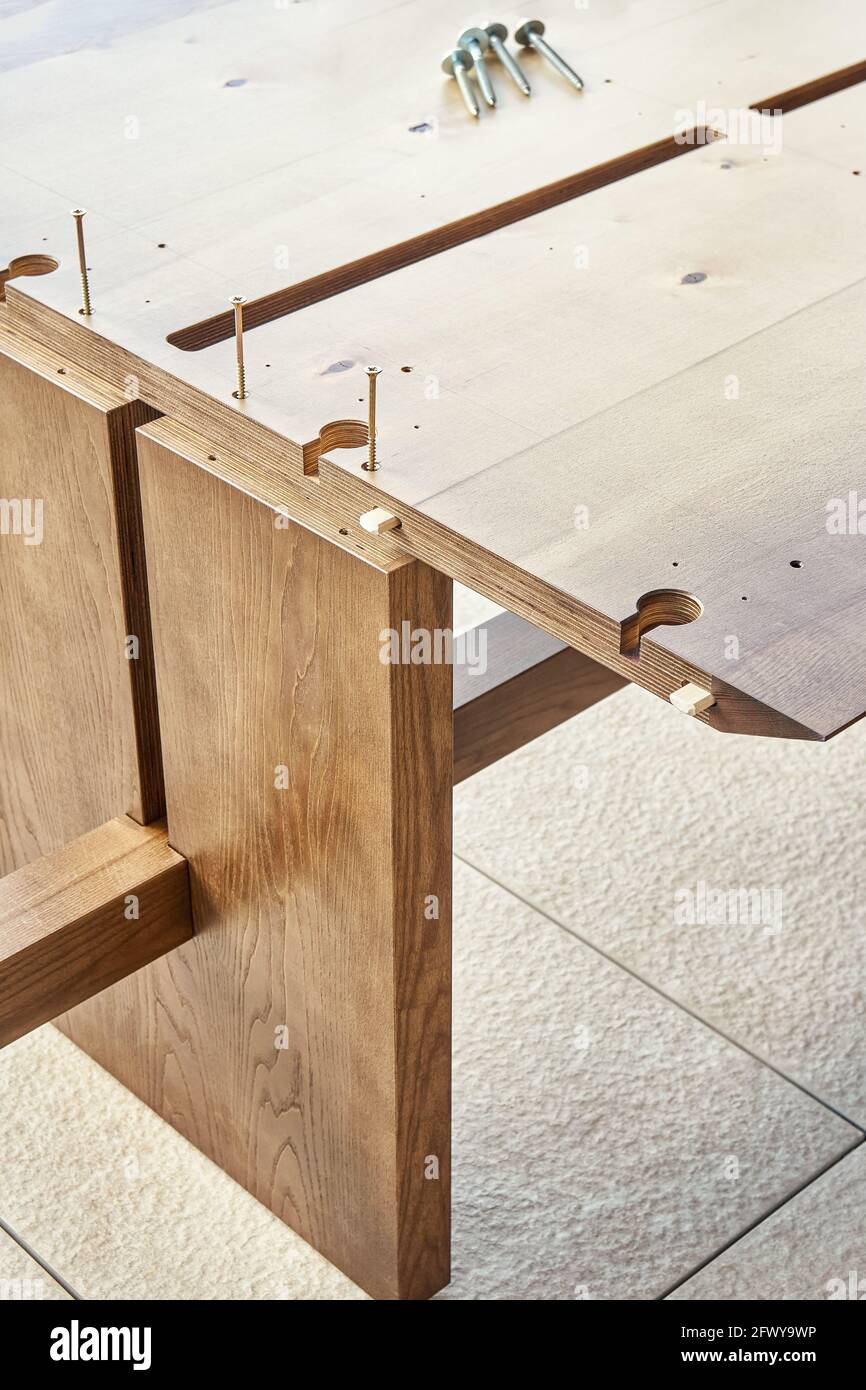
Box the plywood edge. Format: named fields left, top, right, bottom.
left=4, top=288, right=310, bottom=484
left=0, top=316, right=134, bottom=414
left=316, top=459, right=827, bottom=741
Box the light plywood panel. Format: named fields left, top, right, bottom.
left=416, top=278, right=866, bottom=739
left=6, top=7, right=866, bottom=744
left=8, top=0, right=866, bottom=461
left=272, top=134, right=866, bottom=501
left=58, top=423, right=453, bottom=1300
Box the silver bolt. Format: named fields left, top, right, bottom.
left=515, top=18, right=584, bottom=91
left=441, top=48, right=479, bottom=118
left=457, top=27, right=497, bottom=108
left=483, top=22, right=531, bottom=96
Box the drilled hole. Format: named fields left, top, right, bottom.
left=620, top=589, right=703, bottom=656
left=790, top=559, right=803, bottom=568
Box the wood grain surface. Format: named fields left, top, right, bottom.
left=0, top=326, right=162, bottom=877
left=8, top=72, right=866, bottom=737
left=0, top=817, right=192, bottom=1048
left=58, top=424, right=453, bottom=1300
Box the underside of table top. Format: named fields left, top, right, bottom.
left=3, top=0, right=866, bottom=740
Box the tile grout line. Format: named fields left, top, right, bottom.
left=452, top=850, right=866, bottom=1136
left=0, top=1214, right=82, bottom=1300
left=656, top=1140, right=866, bottom=1300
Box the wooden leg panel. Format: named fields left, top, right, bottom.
left=0, top=331, right=161, bottom=875
left=57, top=426, right=453, bottom=1300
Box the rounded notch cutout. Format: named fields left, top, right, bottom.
left=620, top=589, right=703, bottom=656
left=0, top=253, right=59, bottom=303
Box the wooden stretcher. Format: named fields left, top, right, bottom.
left=1, top=0, right=865, bottom=1298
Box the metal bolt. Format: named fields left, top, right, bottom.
left=363, top=366, right=381, bottom=471
left=514, top=18, right=584, bottom=91
left=231, top=295, right=247, bottom=400
left=483, top=23, right=531, bottom=96
left=71, top=209, right=92, bottom=316
left=457, top=27, right=497, bottom=108
left=441, top=48, right=479, bottom=119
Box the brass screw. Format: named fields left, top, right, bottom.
left=71, top=209, right=92, bottom=316
left=231, top=295, right=247, bottom=400
left=363, top=366, right=381, bottom=471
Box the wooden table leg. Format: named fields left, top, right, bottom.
left=0, top=331, right=160, bottom=876
left=58, top=424, right=453, bottom=1300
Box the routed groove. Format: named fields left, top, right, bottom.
left=167, top=129, right=710, bottom=351
left=167, top=56, right=866, bottom=354
left=751, top=57, right=866, bottom=114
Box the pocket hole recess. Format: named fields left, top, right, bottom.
left=0, top=253, right=59, bottom=303
left=620, top=589, right=703, bottom=655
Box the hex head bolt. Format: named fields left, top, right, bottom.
left=71, top=209, right=92, bottom=316
left=457, top=27, right=497, bottom=107
left=231, top=295, right=247, bottom=400
left=441, top=48, right=479, bottom=118
left=483, top=23, right=531, bottom=96
left=515, top=18, right=584, bottom=91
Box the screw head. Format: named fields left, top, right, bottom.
left=231, top=294, right=247, bottom=306
left=441, top=47, right=474, bottom=75
left=483, top=22, right=508, bottom=41
left=458, top=27, right=490, bottom=53
left=71, top=208, right=86, bottom=218
left=515, top=18, right=545, bottom=45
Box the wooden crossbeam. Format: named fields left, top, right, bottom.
left=0, top=817, right=193, bottom=1048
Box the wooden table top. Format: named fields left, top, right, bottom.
left=4, top=0, right=866, bottom=739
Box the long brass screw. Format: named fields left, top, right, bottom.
left=231, top=295, right=247, bottom=400
left=363, top=366, right=381, bottom=471
left=71, top=209, right=92, bottom=316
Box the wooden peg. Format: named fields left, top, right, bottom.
left=360, top=507, right=401, bottom=535
left=670, top=682, right=716, bottom=716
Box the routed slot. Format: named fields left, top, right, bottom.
left=167, top=129, right=711, bottom=351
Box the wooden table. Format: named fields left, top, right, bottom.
left=1, top=0, right=865, bottom=1298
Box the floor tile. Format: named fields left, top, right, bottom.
left=669, top=1144, right=866, bottom=1300
left=0, top=1227, right=69, bottom=1301
left=0, top=1029, right=366, bottom=1301
left=453, top=582, right=502, bottom=633
left=440, top=861, right=857, bottom=1299
left=454, top=683, right=866, bottom=1126
left=0, top=856, right=857, bottom=1300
